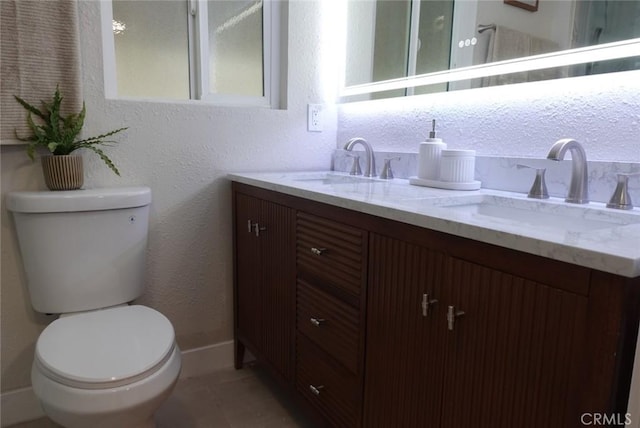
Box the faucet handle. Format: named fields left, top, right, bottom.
left=380, top=157, right=401, bottom=180
left=517, top=164, right=549, bottom=199
left=346, top=154, right=362, bottom=176
left=606, top=172, right=640, bottom=210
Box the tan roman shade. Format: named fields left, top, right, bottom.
left=1, top=0, right=82, bottom=144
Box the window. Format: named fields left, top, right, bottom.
left=101, top=0, right=282, bottom=107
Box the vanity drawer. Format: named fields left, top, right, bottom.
left=296, top=212, right=366, bottom=296
left=296, top=334, right=360, bottom=428
left=297, top=279, right=360, bottom=374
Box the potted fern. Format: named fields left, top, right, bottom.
left=14, top=86, right=127, bottom=190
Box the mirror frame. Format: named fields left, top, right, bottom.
left=340, top=37, right=640, bottom=99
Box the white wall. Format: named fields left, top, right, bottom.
left=337, top=69, right=640, bottom=163
left=0, top=0, right=338, bottom=394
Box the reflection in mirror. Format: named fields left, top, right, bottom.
left=344, top=0, right=640, bottom=100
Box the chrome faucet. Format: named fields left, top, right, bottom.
left=546, top=138, right=589, bottom=204
left=344, top=137, right=376, bottom=177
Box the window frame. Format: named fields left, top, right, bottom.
left=101, top=0, right=282, bottom=108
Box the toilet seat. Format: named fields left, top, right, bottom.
left=35, top=305, right=175, bottom=389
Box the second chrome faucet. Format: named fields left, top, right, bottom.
left=547, top=138, right=589, bottom=204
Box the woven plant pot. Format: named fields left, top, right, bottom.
left=41, top=155, right=84, bottom=191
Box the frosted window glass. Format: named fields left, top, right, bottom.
left=113, top=0, right=190, bottom=99
left=207, top=0, right=264, bottom=97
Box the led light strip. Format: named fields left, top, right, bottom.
left=340, top=38, right=640, bottom=97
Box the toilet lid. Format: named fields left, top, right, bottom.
left=35, top=305, right=175, bottom=388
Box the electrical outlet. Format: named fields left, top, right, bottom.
left=307, top=104, right=323, bottom=132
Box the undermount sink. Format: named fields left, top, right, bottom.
left=292, top=173, right=383, bottom=185
left=420, top=194, right=640, bottom=233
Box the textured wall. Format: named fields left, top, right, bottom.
left=0, top=0, right=338, bottom=392
left=338, top=70, right=640, bottom=163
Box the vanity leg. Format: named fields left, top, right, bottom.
left=234, top=339, right=245, bottom=369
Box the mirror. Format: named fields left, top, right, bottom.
left=343, top=0, right=640, bottom=100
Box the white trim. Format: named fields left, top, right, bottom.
left=178, top=340, right=236, bottom=379
left=194, top=0, right=210, bottom=100
left=0, top=341, right=239, bottom=427
left=266, top=0, right=282, bottom=109
left=187, top=0, right=199, bottom=99
left=0, top=387, right=44, bottom=427
left=100, top=0, right=118, bottom=99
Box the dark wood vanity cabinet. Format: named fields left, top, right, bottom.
left=232, top=182, right=640, bottom=428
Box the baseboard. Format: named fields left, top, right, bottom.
left=0, top=386, right=44, bottom=427
left=1, top=340, right=238, bottom=427
left=178, top=339, right=235, bottom=379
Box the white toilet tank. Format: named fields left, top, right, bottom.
left=7, top=187, right=152, bottom=314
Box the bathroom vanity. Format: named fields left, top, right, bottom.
left=230, top=172, right=640, bottom=428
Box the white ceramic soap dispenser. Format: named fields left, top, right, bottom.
left=417, top=119, right=447, bottom=180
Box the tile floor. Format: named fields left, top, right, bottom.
left=11, top=363, right=318, bottom=428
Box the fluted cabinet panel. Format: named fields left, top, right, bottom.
left=441, top=257, right=588, bottom=428
left=259, top=198, right=295, bottom=381
left=235, top=193, right=262, bottom=355
left=297, top=212, right=366, bottom=297
left=296, top=335, right=360, bottom=428
left=297, top=278, right=360, bottom=374
left=364, top=233, right=447, bottom=428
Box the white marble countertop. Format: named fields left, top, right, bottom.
left=229, top=171, right=640, bottom=278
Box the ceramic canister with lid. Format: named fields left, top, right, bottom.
left=439, top=149, right=476, bottom=183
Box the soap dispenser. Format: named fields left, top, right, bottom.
left=417, top=119, right=447, bottom=180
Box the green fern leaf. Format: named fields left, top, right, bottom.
left=13, top=96, right=46, bottom=121
left=84, top=146, right=121, bottom=176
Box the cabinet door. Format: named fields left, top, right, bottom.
left=363, top=233, right=448, bottom=427
left=440, top=257, right=588, bottom=428
left=234, top=193, right=295, bottom=381
left=257, top=197, right=295, bottom=381
left=235, top=192, right=262, bottom=353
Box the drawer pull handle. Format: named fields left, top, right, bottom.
left=310, top=317, right=325, bottom=327
left=447, top=305, right=465, bottom=331
left=421, top=293, right=438, bottom=317
left=309, top=384, right=324, bottom=395
left=310, top=247, right=326, bottom=256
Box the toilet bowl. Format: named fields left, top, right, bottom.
left=31, top=305, right=181, bottom=428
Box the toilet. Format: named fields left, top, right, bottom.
left=7, top=187, right=181, bottom=428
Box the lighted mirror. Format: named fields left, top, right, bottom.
left=342, top=0, right=640, bottom=101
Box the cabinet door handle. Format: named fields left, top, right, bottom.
left=247, top=220, right=254, bottom=233
left=309, top=384, right=324, bottom=395
left=447, top=305, right=465, bottom=331
left=310, top=317, right=325, bottom=327
left=253, top=223, right=267, bottom=237
left=421, top=293, right=438, bottom=317
left=310, top=247, right=327, bottom=256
